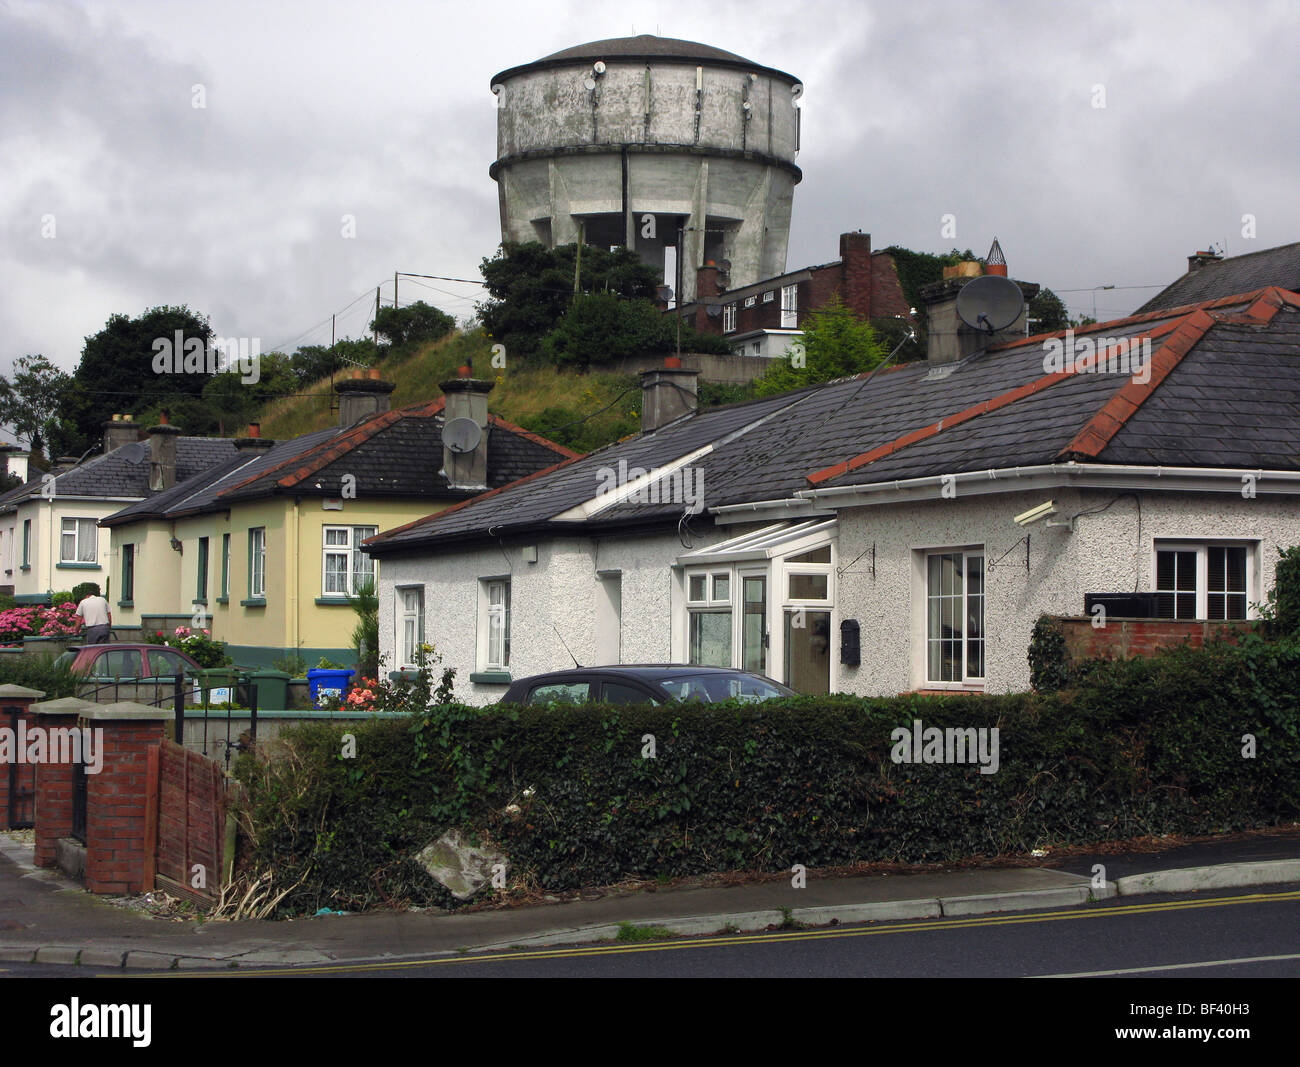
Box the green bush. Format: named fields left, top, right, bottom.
left=51, top=591, right=74, bottom=607
left=0, top=653, right=81, bottom=699
left=71, top=582, right=100, bottom=602
left=232, top=633, right=1300, bottom=915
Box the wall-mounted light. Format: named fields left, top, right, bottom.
left=522, top=545, right=538, bottom=564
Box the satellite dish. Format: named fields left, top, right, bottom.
left=593, top=60, right=606, bottom=74
left=583, top=76, right=597, bottom=90
left=956, top=275, right=1024, bottom=334
left=120, top=441, right=148, bottom=465
left=718, top=259, right=732, bottom=274
left=791, top=83, right=804, bottom=100
left=443, top=417, right=482, bottom=455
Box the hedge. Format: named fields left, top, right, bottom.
left=232, top=633, right=1300, bottom=915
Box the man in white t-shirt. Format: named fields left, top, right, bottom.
left=75, top=587, right=112, bottom=644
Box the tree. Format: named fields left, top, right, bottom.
left=0, top=355, right=72, bottom=460
left=1028, top=288, right=1072, bottom=334
left=477, top=241, right=662, bottom=360
left=59, top=305, right=214, bottom=453
left=370, top=301, right=455, bottom=349
left=755, top=296, right=886, bottom=396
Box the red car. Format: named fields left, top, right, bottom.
left=53, top=643, right=201, bottom=682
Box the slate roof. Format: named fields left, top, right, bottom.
left=100, top=398, right=577, bottom=526
left=367, top=287, right=1300, bottom=556
left=0, top=436, right=239, bottom=511
left=1137, top=242, right=1300, bottom=313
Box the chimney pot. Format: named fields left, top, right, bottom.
left=248, top=423, right=260, bottom=438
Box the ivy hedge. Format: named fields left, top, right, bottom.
left=233, top=634, right=1300, bottom=916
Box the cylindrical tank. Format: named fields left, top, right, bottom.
left=490, top=35, right=803, bottom=302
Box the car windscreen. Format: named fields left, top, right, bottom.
left=658, top=673, right=792, bottom=703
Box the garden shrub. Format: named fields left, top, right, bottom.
left=232, top=634, right=1300, bottom=915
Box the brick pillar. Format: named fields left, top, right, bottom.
left=29, top=697, right=95, bottom=867
left=0, top=684, right=46, bottom=829
left=81, top=702, right=171, bottom=895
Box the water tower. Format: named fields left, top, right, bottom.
left=489, top=35, right=803, bottom=303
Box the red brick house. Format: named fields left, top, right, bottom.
left=673, top=231, right=912, bottom=358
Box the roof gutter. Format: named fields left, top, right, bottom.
left=787, top=462, right=1294, bottom=509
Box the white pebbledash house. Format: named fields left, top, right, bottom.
left=366, top=274, right=1300, bottom=705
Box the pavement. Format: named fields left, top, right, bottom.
left=2, top=828, right=1299, bottom=971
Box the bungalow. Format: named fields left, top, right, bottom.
left=99, top=374, right=575, bottom=666
left=366, top=278, right=1300, bottom=704
left=0, top=419, right=237, bottom=604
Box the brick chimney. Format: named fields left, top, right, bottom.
left=335, top=376, right=396, bottom=427
left=147, top=414, right=181, bottom=491
left=838, top=232, right=873, bottom=318
left=102, top=415, right=140, bottom=454
left=694, top=263, right=722, bottom=333
left=1187, top=249, right=1223, bottom=273
left=639, top=361, right=699, bottom=432
left=439, top=375, right=493, bottom=490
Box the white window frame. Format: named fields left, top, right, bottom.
left=780, top=284, right=798, bottom=328
left=922, top=547, right=985, bottom=689
left=1152, top=540, right=1256, bottom=620
left=61, top=517, right=98, bottom=563
left=478, top=577, right=511, bottom=672
left=762, top=290, right=775, bottom=303
left=397, top=585, right=425, bottom=669
left=678, top=519, right=837, bottom=687
left=723, top=303, right=737, bottom=333
left=321, top=525, right=378, bottom=598
left=249, top=527, right=266, bottom=598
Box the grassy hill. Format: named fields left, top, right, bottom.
left=257, top=329, right=649, bottom=453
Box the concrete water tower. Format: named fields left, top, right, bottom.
left=489, top=35, right=803, bottom=303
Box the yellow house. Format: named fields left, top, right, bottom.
left=100, top=376, right=574, bottom=667
left=0, top=423, right=237, bottom=604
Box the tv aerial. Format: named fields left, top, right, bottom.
left=956, top=274, right=1024, bottom=334
left=443, top=417, right=482, bottom=455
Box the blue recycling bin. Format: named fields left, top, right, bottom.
left=307, top=667, right=355, bottom=703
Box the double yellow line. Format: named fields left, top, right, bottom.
left=122, top=887, right=1300, bottom=978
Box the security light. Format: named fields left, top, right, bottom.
left=1013, top=501, right=1057, bottom=526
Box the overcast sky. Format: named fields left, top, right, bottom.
left=4, top=0, right=1298, bottom=377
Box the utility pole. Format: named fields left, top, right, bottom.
left=573, top=220, right=585, bottom=299
left=394, top=271, right=398, bottom=310
left=373, top=287, right=380, bottom=349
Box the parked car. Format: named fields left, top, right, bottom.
left=498, top=665, right=796, bottom=706
left=53, top=643, right=202, bottom=682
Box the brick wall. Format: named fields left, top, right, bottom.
left=1057, top=616, right=1256, bottom=663
left=689, top=231, right=913, bottom=341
